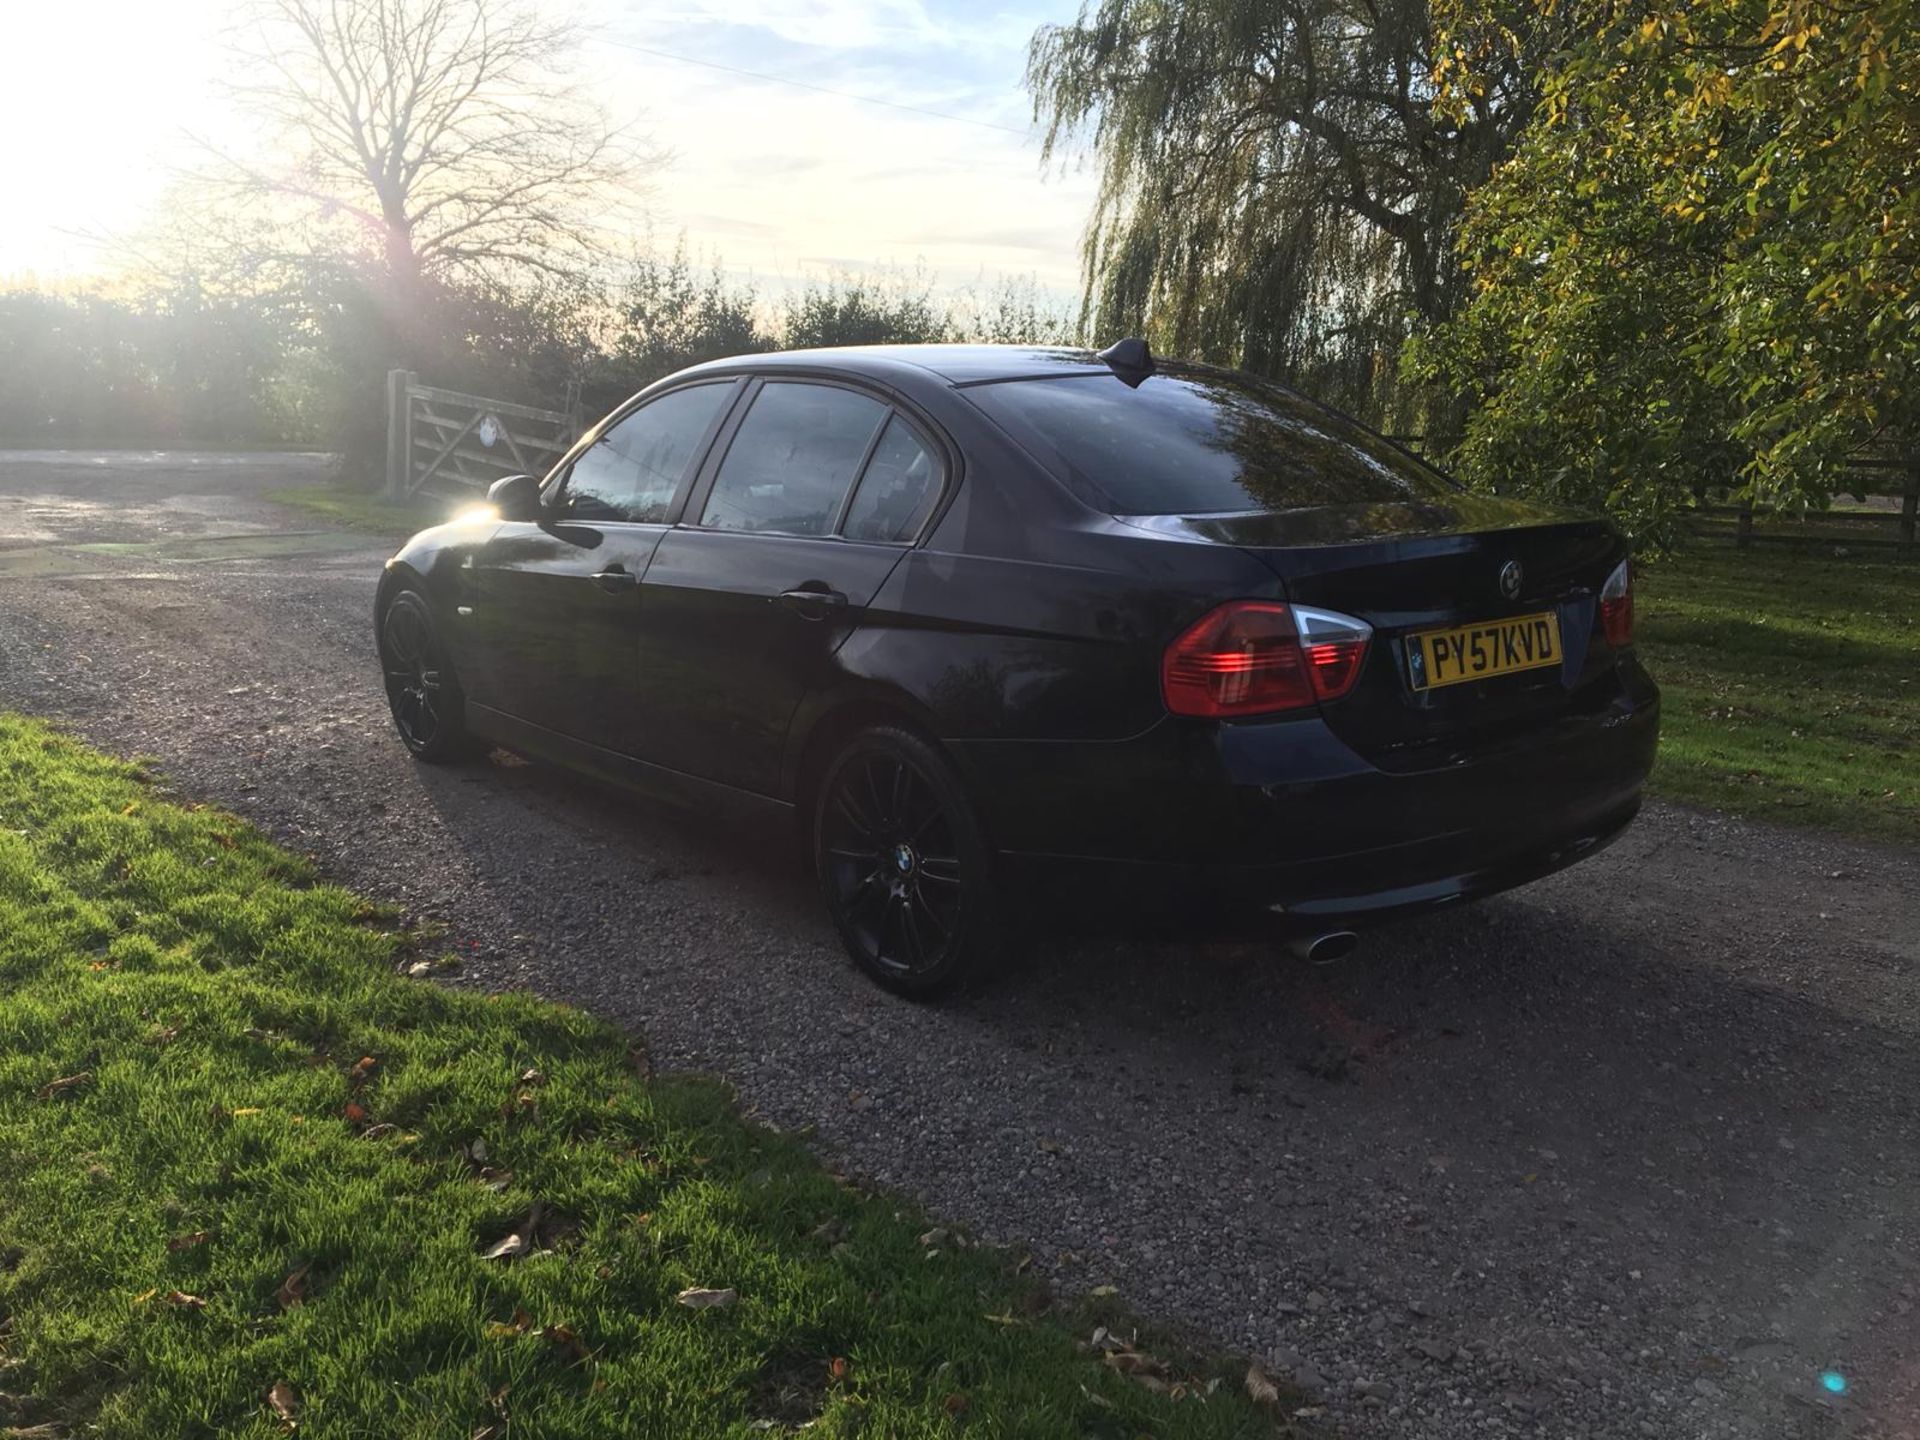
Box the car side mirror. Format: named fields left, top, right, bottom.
left=487, top=473, right=542, bottom=522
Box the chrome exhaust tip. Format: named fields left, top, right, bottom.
left=1288, top=930, right=1359, bottom=966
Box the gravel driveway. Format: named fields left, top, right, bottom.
left=2, top=451, right=1915, bottom=1439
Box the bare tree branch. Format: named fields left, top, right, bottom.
left=201, top=0, right=658, bottom=290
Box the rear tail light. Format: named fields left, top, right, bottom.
left=1600, top=559, right=1634, bottom=648
left=1162, top=601, right=1373, bottom=719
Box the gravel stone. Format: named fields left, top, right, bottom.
left=1, top=451, right=1916, bottom=1440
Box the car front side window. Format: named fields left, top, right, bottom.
left=561, top=382, right=732, bottom=523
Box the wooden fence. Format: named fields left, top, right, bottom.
left=1697, top=447, right=1919, bottom=558
left=384, top=369, right=580, bottom=499
left=1393, top=434, right=1919, bottom=559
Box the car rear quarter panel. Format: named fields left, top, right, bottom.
left=804, top=392, right=1276, bottom=740
left=781, top=396, right=1282, bottom=838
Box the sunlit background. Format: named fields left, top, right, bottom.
left=2, top=0, right=1095, bottom=296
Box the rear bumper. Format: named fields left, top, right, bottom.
left=948, top=666, right=1659, bottom=930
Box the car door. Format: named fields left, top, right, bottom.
left=462, top=379, right=741, bottom=756
left=635, top=379, right=945, bottom=795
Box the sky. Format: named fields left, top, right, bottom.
left=0, top=0, right=1099, bottom=300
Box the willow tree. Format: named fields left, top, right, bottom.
left=1027, top=0, right=1566, bottom=429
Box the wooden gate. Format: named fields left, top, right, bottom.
left=384, top=369, right=580, bottom=499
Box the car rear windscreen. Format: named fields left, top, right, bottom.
left=964, top=370, right=1455, bottom=515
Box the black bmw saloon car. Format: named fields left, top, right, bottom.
left=376, top=342, right=1658, bottom=994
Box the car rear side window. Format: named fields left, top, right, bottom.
left=563, top=382, right=732, bottom=523
left=701, top=382, right=887, bottom=535
left=965, top=371, right=1455, bottom=515
left=842, top=416, right=939, bottom=542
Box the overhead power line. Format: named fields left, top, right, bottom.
left=595, top=36, right=1034, bottom=138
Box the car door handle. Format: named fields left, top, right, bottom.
left=592, top=567, right=637, bottom=593
left=777, top=586, right=848, bottom=618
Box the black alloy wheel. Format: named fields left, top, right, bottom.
left=379, top=588, right=477, bottom=762
left=813, top=726, right=1000, bottom=997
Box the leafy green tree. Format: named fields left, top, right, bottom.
left=594, top=244, right=770, bottom=411
left=1413, top=0, right=1920, bottom=544
left=1027, top=0, right=1570, bottom=427
left=783, top=270, right=951, bottom=350
left=0, top=287, right=302, bottom=445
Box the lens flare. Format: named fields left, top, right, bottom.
left=1820, top=1371, right=1847, bottom=1395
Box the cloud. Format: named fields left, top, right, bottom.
left=726, top=154, right=830, bottom=179
left=640, top=0, right=953, bottom=51
left=902, top=224, right=1071, bottom=252
left=679, top=212, right=784, bottom=240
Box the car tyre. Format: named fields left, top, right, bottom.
left=812, top=725, right=1004, bottom=998
left=378, top=587, right=482, bottom=763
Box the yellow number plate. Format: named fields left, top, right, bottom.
left=1409, top=612, right=1562, bottom=691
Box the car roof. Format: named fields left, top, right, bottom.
left=677, top=344, right=1114, bottom=387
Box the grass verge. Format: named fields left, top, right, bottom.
left=267, top=482, right=457, bottom=537
left=1638, top=546, right=1919, bottom=846
left=0, top=715, right=1292, bottom=1438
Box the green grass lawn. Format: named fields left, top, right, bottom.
left=1638, top=546, right=1919, bottom=846
left=267, top=482, right=457, bottom=536
left=0, top=716, right=1290, bottom=1438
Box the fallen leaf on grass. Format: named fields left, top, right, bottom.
left=267, top=1380, right=297, bottom=1426
left=230, top=1108, right=263, bottom=1117
left=827, top=1356, right=851, bottom=1384
left=276, top=1264, right=311, bottom=1311
left=132, top=1288, right=158, bottom=1304
left=481, top=1232, right=529, bottom=1262
left=518, top=1067, right=546, bottom=1087
left=348, top=1055, right=379, bottom=1087
left=36, top=1072, right=92, bottom=1100
left=1104, top=1349, right=1169, bottom=1378
left=480, top=1202, right=545, bottom=1262
left=540, top=1323, right=593, bottom=1365
left=1079, top=1383, right=1114, bottom=1410
left=1093, top=1328, right=1176, bottom=1393
left=485, top=1308, right=535, bottom=1339
left=500, top=1091, right=539, bottom=1123
left=475, top=1167, right=514, bottom=1192
left=1245, top=1359, right=1281, bottom=1406
left=675, top=1287, right=737, bottom=1310
left=164, top=1290, right=208, bottom=1310
left=166, top=1231, right=210, bottom=1252
left=464, top=1137, right=488, bottom=1165
left=360, top=1123, right=398, bottom=1141
left=981, top=1311, right=1021, bottom=1327
left=342, top=1102, right=369, bottom=1125
left=942, top=1392, right=969, bottom=1416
